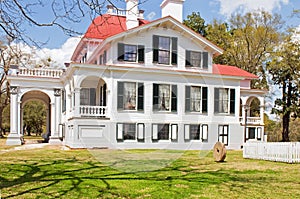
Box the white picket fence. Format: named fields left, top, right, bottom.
left=243, top=142, right=300, bottom=163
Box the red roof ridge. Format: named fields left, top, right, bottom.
left=213, top=64, right=258, bottom=79
left=84, top=14, right=150, bottom=39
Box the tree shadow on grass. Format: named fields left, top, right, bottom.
left=0, top=155, right=281, bottom=199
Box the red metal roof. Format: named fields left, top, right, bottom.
left=213, top=64, right=258, bottom=79
left=84, top=14, right=150, bottom=39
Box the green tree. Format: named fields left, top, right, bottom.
left=204, top=11, right=282, bottom=89
left=23, top=101, right=46, bottom=136
left=183, top=12, right=207, bottom=36
left=268, top=31, right=300, bottom=141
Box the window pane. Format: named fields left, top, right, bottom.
left=80, top=88, right=90, bottom=105
left=190, top=86, right=201, bottom=112
left=124, top=45, right=137, bottom=62
left=158, top=124, right=169, bottom=140
left=219, top=88, right=229, bottom=113
left=159, top=51, right=170, bottom=64
left=124, top=82, right=136, bottom=110
left=123, top=123, right=136, bottom=140
left=159, top=37, right=170, bottom=50
left=190, top=51, right=201, bottom=67
left=190, top=124, right=200, bottom=140
left=158, top=37, right=170, bottom=64
left=159, top=84, right=170, bottom=111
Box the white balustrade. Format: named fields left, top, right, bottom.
left=240, top=117, right=261, bottom=124
left=17, top=68, right=63, bottom=78
left=79, top=106, right=107, bottom=117
left=243, top=142, right=300, bottom=163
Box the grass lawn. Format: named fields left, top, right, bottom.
left=0, top=139, right=300, bottom=198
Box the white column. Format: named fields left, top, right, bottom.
left=49, top=89, right=62, bottom=145
left=74, top=88, right=80, bottom=117
left=6, top=86, right=22, bottom=145
left=260, top=105, right=264, bottom=125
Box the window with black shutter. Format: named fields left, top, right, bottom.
left=185, top=50, right=209, bottom=69
left=118, top=43, right=144, bottom=63
left=153, top=35, right=177, bottom=65
left=117, top=82, right=144, bottom=111
left=185, top=86, right=207, bottom=113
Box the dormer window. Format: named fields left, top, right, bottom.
left=153, top=35, right=177, bottom=65
left=118, top=43, right=144, bottom=63
left=186, top=50, right=208, bottom=69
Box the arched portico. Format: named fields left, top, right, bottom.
left=240, top=89, right=267, bottom=142
left=6, top=87, right=62, bottom=145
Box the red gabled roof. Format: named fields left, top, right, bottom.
left=213, top=64, right=258, bottom=79
left=84, top=14, right=150, bottom=39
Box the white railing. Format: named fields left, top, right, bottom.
left=79, top=106, right=107, bottom=117
left=239, top=117, right=261, bottom=124
left=18, top=68, right=63, bottom=78
left=243, top=142, right=300, bottom=163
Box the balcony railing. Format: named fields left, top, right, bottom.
left=18, top=68, right=63, bottom=78
left=239, top=117, right=262, bottom=125
left=79, top=106, right=107, bottom=117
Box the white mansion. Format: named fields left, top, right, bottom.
left=6, top=0, right=266, bottom=150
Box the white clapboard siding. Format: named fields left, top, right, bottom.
left=243, top=142, right=300, bottom=163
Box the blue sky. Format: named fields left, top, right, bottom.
left=27, top=0, right=300, bottom=49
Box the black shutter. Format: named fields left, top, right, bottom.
left=185, top=50, right=191, bottom=66
left=138, top=83, right=144, bottom=111
left=202, top=52, right=208, bottom=69
left=171, top=37, right=177, bottom=65
left=230, top=89, right=235, bottom=114
left=185, top=86, right=191, bottom=112
left=103, top=84, right=107, bottom=106
left=202, top=87, right=208, bottom=113
left=153, top=35, right=159, bottom=63
left=171, top=85, right=177, bottom=112
left=153, top=84, right=159, bottom=110
left=138, top=45, right=144, bottom=63
left=214, top=88, right=219, bottom=113
left=118, top=43, right=124, bottom=61
left=117, top=82, right=124, bottom=109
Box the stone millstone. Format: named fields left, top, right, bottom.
left=213, top=142, right=226, bottom=162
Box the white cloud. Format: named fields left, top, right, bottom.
left=36, top=37, right=81, bottom=68
left=214, top=0, right=289, bottom=17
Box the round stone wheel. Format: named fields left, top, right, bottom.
left=213, top=142, right=226, bottom=162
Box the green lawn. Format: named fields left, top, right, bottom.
left=0, top=138, right=300, bottom=199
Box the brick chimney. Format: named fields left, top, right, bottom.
left=160, top=0, right=185, bottom=22
left=126, top=0, right=139, bottom=29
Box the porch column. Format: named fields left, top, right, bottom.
left=46, top=107, right=50, bottom=136
left=74, top=88, right=80, bottom=117
left=260, top=105, right=264, bottom=125
left=49, top=89, right=62, bottom=145
left=6, top=86, right=22, bottom=145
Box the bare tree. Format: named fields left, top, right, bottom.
left=0, top=0, right=133, bottom=45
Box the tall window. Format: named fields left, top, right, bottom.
left=186, top=50, right=208, bottom=69
left=117, top=82, right=144, bottom=111
left=185, top=86, right=207, bottom=113
left=214, top=88, right=235, bottom=114
left=118, top=43, right=144, bottom=63
left=80, top=88, right=96, bottom=106
left=153, top=84, right=177, bottom=112
left=153, top=35, right=177, bottom=65
left=218, top=125, right=229, bottom=145
left=184, top=124, right=208, bottom=142
left=116, top=123, right=136, bottom=141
